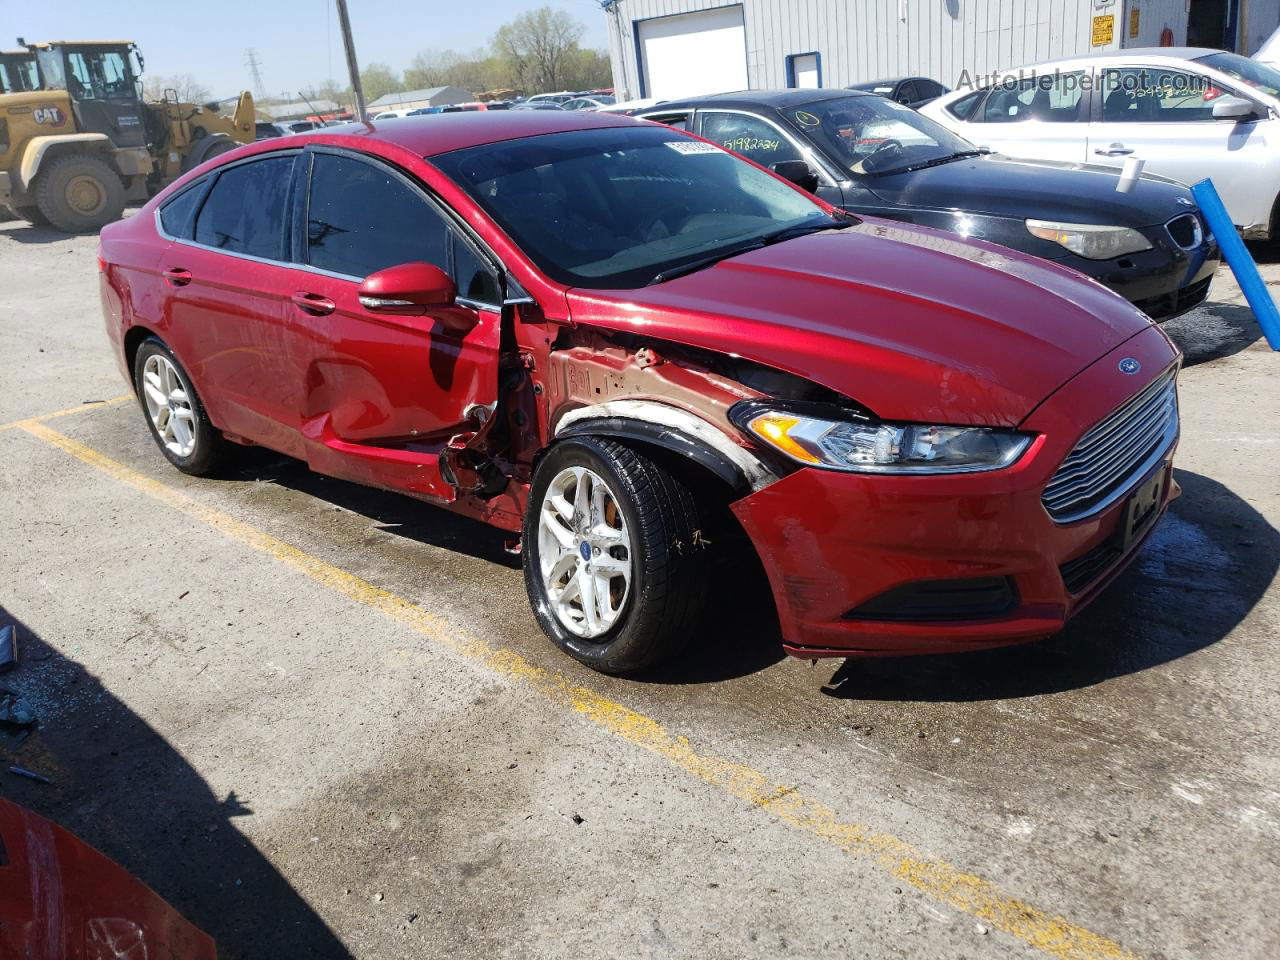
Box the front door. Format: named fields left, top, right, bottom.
left=1087, top=66, right=1270, bottom=229
left=290, top=149, right=503, bottom=500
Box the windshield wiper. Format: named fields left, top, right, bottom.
left=889, top=150, right=985, bottom=175
left=646, top=217, right=851, bottom=286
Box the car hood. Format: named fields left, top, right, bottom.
left=565, top=220, right=1156, bottom=427
left=863, top=154, right=1197, bottom=227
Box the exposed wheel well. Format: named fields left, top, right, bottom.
left=123, top=326, right=161, bottom=386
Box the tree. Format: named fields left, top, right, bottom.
left=492, top=6, right=585, bottom=92
left=142, top=74, right=211, bottom=104
left=359, top=62, right=402, bottom=103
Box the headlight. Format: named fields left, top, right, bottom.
left=731, top=403, right=1032, bottom=474
left=1025, top=219, right=1152, bottom=260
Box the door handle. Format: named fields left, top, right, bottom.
left=291, top=291, right=336, bottom=316
left=163, top=267, right=192, bottom=287
left=1095, top=143, right=1134, bottom=157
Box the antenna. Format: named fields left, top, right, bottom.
left=244, top=47, right=267, bottom=99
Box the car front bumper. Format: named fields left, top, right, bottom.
left=730, top=324, right=1180, bottom=658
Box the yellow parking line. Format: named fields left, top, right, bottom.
left=0, top=394, right=132, bottom=432
left=15, top=417, right=1138, bottom=960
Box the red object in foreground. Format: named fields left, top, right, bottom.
left=98, top=111, right=1181, bottom=673
left=0, top=797, right=216, bottom=959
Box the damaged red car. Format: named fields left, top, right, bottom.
left=99, top=112, right=1181, bottom=674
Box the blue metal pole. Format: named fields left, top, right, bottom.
left=1190, top=178, right=1280, bottom=351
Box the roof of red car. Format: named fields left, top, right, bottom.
left=309, top=110, right=640, bottom=157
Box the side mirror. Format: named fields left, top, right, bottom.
left=358, top=262, right=455, bottom=311
left=1212, top=95, right=1259, bottom=121
left=771, top=159, right=819, bottom=193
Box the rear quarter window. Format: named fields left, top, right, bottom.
left=157, top=179, right=206, bottom=239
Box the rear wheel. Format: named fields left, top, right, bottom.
left=133, top=338, right=231, bottom=476
left=522, top=437, right=710, bottom=674
left=181, top=133, right=237, bottom=173
left=34, top=153, right=125, bottom=233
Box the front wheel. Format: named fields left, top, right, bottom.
left=133, top=338, right=231, bottom=476
left=522, top=437, right=710, bottom=674
left=34, top=153, right=125, bottom=232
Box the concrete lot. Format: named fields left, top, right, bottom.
left=1, top=215, right=1278, bottom=960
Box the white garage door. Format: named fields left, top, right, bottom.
left=638, top=5, right=748, bottom=100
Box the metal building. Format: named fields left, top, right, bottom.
left=602, top=0, right=1280, bottom=102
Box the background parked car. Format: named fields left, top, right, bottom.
left=599, top=97, right=667, bottom=116
left=920, top=48, right=1280, bottom=238
left=848, top=76, right=949, bottom=108
left=641, top=90, right=1219, bottom=320
left=561, top=95, right=616, bottom=111
left=525, top=92, right=575, bottom=106
left=372, top=109, right=411, bottom=120
left=510, top=101, right=564, bottom=110
left=255, top=121, right=287, bottom=140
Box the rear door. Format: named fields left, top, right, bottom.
left=1087, top=65, right=1271, bottom=229
left=159, top=151, right=306, bottom=455
left=290, top=148, right=504, bottom=498
left=962, top=70, right=1090, bottom=162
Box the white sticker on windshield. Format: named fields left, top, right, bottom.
left=665, top=140, right=721, bottom=155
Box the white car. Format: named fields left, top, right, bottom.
left=920, top=48, right=1280, bottom=238
left=372, top=109, right=412, bottom=120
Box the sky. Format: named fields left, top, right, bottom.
left=0, top=0, right=611, bottom=100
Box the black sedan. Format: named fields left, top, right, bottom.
left=638, top=90, right=1219, bottom=320
left=849, top=76, right=948, bottom=108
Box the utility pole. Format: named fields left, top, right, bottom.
left=334, top=0, right=366, bottom=121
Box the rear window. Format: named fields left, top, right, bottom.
left=158, top=179, right=206, bottom=239
left=194, top=155, right=295, bottom=261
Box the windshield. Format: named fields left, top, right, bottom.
left=430, top=126, right=832, bottom=289
left=789, top=95, right=976, bottom=175
left=1196, top=51, right=1280, bottom=98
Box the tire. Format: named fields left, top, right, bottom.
left=132, top=337, right=231, bottom=476
left=522, top=437, right=710, bottom=674
left=181, top=133, right=237, bottom=173
left=11, top=204, right=48, bottom=226
left=34, top=153, right=125, bottom=233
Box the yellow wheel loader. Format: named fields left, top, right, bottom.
left=0, top=41, right=253, bottom=232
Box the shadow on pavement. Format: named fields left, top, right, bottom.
left=820, top=469, right=1278, bottom=703
left=0, top=221, right=83, bottom=245
left=0, top=608, right=353, bottom=960
left=1164, top=301, right=1264, bottom=366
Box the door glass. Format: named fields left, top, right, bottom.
left=64, top=49, right=134, bottom=101
left=700, top=112, right=804, bottom=166
left=194, top=156, right=295, bottom=261
left=982, top=71, right=1085, bottom=123
left=947, top=90, right=985, bottom=120
left=1102, top=69, right=1219, bottom=122
left=642, top=111, right=690, bottom=130
left=306, top=153, right=450, bottom=280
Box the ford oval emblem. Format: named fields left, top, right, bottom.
left=1118, top=357, right=1141, bottom=375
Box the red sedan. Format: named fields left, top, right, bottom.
left=98, top=112, right=1180, bottom=674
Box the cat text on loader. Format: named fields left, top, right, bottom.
left=0, top=41, right=253, bottom=232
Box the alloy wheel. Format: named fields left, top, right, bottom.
left=141, top=354, right=197, bottom=458
left=537, top=466, right=633, bottom=638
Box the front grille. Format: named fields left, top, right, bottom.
left=844, top=577, right=1018, bottom=622
left=1135, top=275, right=1212, bottom=320
left=1042, top=368, right=1178, bottom=523
left=1166, top=212, right=1203, bottom=250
